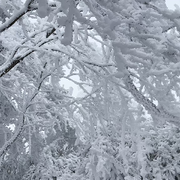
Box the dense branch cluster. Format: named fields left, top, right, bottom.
left=0, top=0, right=180, bottom=179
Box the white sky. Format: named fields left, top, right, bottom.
left=166, top=0, right=180, bottom=9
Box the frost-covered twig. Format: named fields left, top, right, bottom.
left=0, top=113, right=25, bottom=158
left=0, top=0, right=33, bottom=33
left=0, top=63, right=49, bottom=159
left=124, top=75, right=180, bottom=125
left=0, top=36, right=57, bottom=77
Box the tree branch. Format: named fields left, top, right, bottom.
left=0, top=114, right=25, bottom=158
left=0, top=0, right=34, bottom=33
left=0, top=36, right=56, bottom=77
left=0, top=63, right=50, bottom=159
left=124, top=75, right=180, bottom=125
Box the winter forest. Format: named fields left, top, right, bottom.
left=1, top=0, right=180, bottom=179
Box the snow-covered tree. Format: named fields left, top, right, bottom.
left=1, top=0, right=180, bottom=179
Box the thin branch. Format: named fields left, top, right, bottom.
left=0, top=36, right=57, bottom=77
left=0, top=114, right=25, bottom=158
left=0, top=0, right=33, bottom=33
left=0, top=62, right=50, bottom=159
left=124, top=75, right=180, bottom=126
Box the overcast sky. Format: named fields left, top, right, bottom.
left=166, top=0, right=180, bottom=9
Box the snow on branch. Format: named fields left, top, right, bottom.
left=0, top=64, right=49, bottom=159
left=0, top=114, right=25, bottom=158
left=0, top=35, right=56, bottom=77
left=124, top=75, right=180, bottom=126
left=0, top=0, right=34, bottom=33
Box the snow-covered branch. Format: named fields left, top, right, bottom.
left=0, top=0, right=34, bottom=33
left=124, top=75, right=180, bottom=125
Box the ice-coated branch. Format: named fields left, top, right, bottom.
left=0, top=0, right=34, bottom=33
left=0, top=35, right=56, bottom=77
left=124, top=75, right=180, bottom=125
left=0, top=1, right=57, bottom=34
left=0, top=114, right=25, bottom=158
left=0, top=63, right=49, bottom=159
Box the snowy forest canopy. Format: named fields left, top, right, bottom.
left=0, top=0, right=180, bottom=179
